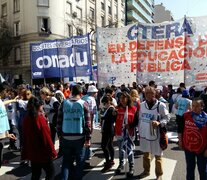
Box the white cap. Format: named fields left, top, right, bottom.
left=87, top=85, right=98, bottom=93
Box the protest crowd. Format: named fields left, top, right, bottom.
left=0, top=80, right=207, bottom=180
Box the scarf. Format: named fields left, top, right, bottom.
left=192, top=111, right=207, bottom=129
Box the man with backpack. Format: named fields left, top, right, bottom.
left=57, top=84, right=91, bottom=180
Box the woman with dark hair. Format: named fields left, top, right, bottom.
left=114, top=92, right=138, bottom=178
left=178, top=98, right=207, bottom=180
left=100, top=95, right=117, bottom=173
left=22, top=97, right=57, bottom=180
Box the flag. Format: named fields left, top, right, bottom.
left=122, top=106, right=135, bottom=154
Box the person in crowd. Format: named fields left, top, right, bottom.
left=0, top=83, right=17, bottom=168
left=138, top=86, right=170, bottom=180
left=171, top=88, right=182, bottom=114
left=100, top=95, right=117, bottom=173
left=199, top=87, right=207, bottom=113
left=40, top=87, right=60, bottom=144
left=22, top=96, right=57, bottom=180
left=149, top=80, right=156, bottom=88
left=63, top=83, right=70, bottom=99
left=57, top=84, right=91, bottom=180
left=174, top=90, right=192, bottom=133
left=155, top=89, right=168, bottom=104
left=17, top=89, right=33, bottom=147
left=167, top=84, right=175, bottom=113
left=179, top=82, right=186, bottom=91
left=178, top=98, right=207, bottom=180
left=189, top=85, right=196, bottom=99
left=100, top=87, right=117, bottom=110
left=137, top=84, right=145, bottom=102
left=55, top=83, right=65, bottom=103
left=6, top=89, right=20, bottom=150
left=115, top=92, right=138, bottom=177
left=81, top=85, right=98, bottom=160
left=130, top=89, right=140, bottom=143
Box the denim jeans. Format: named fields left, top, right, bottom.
left=61, top=137, right=85, bottom=180
left=185, top=150, right=207, bottom=180
left=117, top=138, right=134, bottom=167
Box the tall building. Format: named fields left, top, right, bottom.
left=154, top=3, right=174, bottom=23
left=126, top=0, right=154, bottom=24
left=0, top=0, right=124, bottom=84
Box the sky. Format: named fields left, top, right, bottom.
left=154, top=0, right=207, bottom=20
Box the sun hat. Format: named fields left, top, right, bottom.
left=87, top=85, right=98, bottom=93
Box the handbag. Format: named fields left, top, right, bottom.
left=159, top=125, right=168, bottom=150
left=157, top=102, right=168, bottom=150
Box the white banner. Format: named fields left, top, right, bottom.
left=97, top=16, right=207, bottom=87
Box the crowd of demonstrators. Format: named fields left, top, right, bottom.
left=1, top=80, right=207, bottom=180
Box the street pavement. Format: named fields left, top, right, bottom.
left=0, top=116, right=200, bottom=180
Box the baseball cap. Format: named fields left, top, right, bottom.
left=182, top=89, right=189, bottom=97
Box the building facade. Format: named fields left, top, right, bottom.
left=126, top=0, right=154, bottom=24
left=0, top=0, right=124, bottom=84
left=154, top=3, right=174, bottom=23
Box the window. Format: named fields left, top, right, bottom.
left=14, top=47, right=21, bottom=64
left=14, top=0, right=20, bottom=12
left=14, top=21, right=21, bottom=36
left=1, top=3, right=7, bottom=17
left=108, top=20, right=112, bottom=27
left=114, top=5, right=118, bottom=19
left=121, top=11, right=124, bottom=21
left=101, top=16, right=105, bottom=27
left=66, top=2, right=72, bottom=14
left=68, top=25, right=73, bottom=37
left=76, top=7, right=82, bottom=19
left=108, top=6, right=111, bottom=15
left=37, top=0, right=49, bottom=6
left=38, top=17, right=50, bottom=33
left=76, top=28, right=83, bottom=36
left=89, top=7, right=95, bottom=20
left=101, top=2, right=105, bottom=11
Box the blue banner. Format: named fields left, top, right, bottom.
left=30, top=34, right=92, bottom=79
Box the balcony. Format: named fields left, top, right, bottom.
left=139, top=0, right=153, bottom=14
left=127, top=10, right=146, bottom=23
left=127, top=0, right=152, bottom=23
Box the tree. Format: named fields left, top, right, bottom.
left=0, top=22, right=13, bottom=60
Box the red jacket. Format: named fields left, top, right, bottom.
left=22, top=113, right=57, bottom=162
left=115, top=106, right=137, bottom=137
left=183, top=112, right=207, bottom=154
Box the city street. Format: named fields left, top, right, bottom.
left=0, top=117, right=200, bottom=180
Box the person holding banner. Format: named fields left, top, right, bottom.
left=138, top=86, right=170, bottom=180
left=114, top=92, right=138, bottom=178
